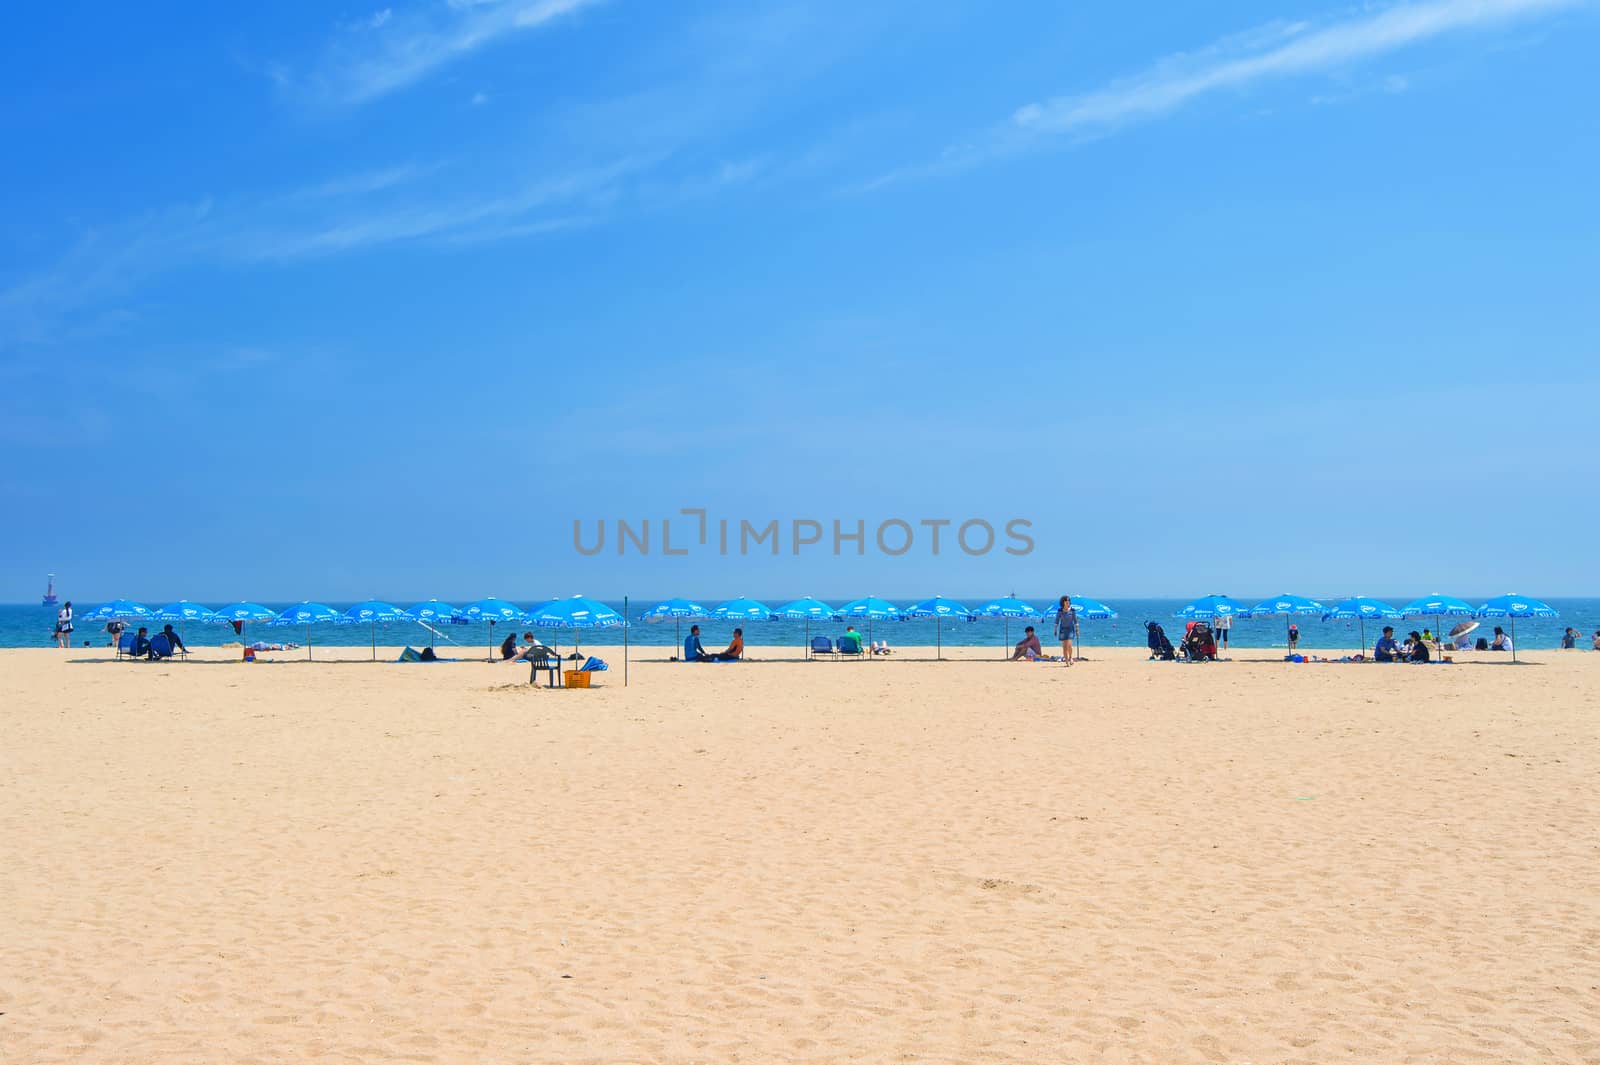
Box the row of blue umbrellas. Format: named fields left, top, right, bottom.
left=75, top=596, right=626, bottom=661
left=1173, top=592, right=1558, bottom=661
left=640, top=595, right=1119, bottom=660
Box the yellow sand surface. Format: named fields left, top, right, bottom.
left=3, top=645, right=1598, bottom=1064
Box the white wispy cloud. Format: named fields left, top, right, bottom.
left=295, top=0, right=603, bottom=106
left=0, top=160, right=631, bottom=346
left=870, top=0, right=1581, bottom=187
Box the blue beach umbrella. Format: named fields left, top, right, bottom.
left=713, top=597, right=772, bottom=623
left=1246, top=593, right=1324, bottom=648
left=404, top=600, right=460, bottom=650
left=459, top=597, right=525, bottom=660
left=1068, top=596, right=1118, bottom=620
left=272, top=602, right=341, bottom=660
left=1247, top=594, right=1325, bottom=618
left=771, top=597, right=839, bottom=655
left=903, top=596, right=972, bottom=660
left=638, top=598, right=710, bottom=646
left=1476, top=593, right=1558, bottom=663
left=81, top=599, right=154, bottom=623
left=343, top=600, right=406, bottom=661
left=1066, top=596, right=1118, bottom=661
left=525, top=595, right=625, bottom=658
left=772, top=597, right=838, bottom=621
left=150, top=601, right=212, bottom=660
left=974, top=597, right=1042, bottom=620
left=837, top=596, right=901, bottom=650
left=1399, top=594, right=1476, bottom=656
left=1322, top=596, right=1403, bottom=653
left=210, top=602, right=276, bottom=649
left=1175, top=594, right=1251, bottom=620
left=973, top=596, right=1043, bottom=659
left=152, top=601, right=214, bottom=623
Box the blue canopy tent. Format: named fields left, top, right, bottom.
left=1321, top=596, right=1403, bottom=655
left=525, top=595, right=624, bottom=661
left=210, top=602, right=276, bottom=649
left=1476, top=593, right=1558, bottom=664
left=1399, top=594, right=1476, bottom=658
left=343, top=600, right=407, bottom=661
left=771, top=597, right=839, bottom=657
left=271, top=601, right=341, bottom=660
left=973, top=596, right=1042, bottom=659
left=902, top=596, right=973, bottom=660
left=1246, top=594, right=1324, bottom=648
left=639, top=597, right=712, bottom=648
left=459, top=597, right=525, bottom=661
left=403, top=600, right=461, bottom=649
left=837, top=596, right=901, bottom=653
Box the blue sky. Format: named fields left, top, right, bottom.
left=3, top=0, right=1596, bottom=603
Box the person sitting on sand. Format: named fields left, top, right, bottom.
left=713, top=628, right=744, bottom=661
left=1374, top=626, right=1401, bottom=662
left=683, top=624, right=712, bottom=662
left=1012, top=626, right=1043, bottom=660
left=508, top=632, right=551, bottom=663
left=1489, top=626, right=1513, bottom=652
left=1407, top=631, right=1430, bottom=663
left=499, top=631, right=518, bottom=659
left=1593, top=630, right=1600, bottom=651
left=160, top=624, right=188, bottom=654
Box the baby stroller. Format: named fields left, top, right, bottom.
left=1146, top=621, right=1175, bottom=660
left=1181, top=621, right=1218, bottom=662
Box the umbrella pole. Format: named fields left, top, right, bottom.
left=488, top=620, right=495, bottom=663
left=1004, top=619, right=1009, bottom=660
left=371, top=620, right=377, bottom=662
left=306, top=623, right=312, bottom=661
left=1359, top=618, right=1365, bottom=657
left=1511, top=617, right=1518, bottom=664
left=624, top=595, right=629, bottom=687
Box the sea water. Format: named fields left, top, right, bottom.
left=4, top=599, right=1596, bottom=653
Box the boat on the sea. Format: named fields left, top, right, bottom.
left=42, top=573, right=58, bottom=606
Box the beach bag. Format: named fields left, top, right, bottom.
left=1475, top=637, right=1489, bottom=651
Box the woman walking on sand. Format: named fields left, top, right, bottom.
left=1053, top=594, right=1077, bottom=665
left=54, top=600, right=73, bottom=648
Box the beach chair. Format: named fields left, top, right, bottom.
left=836, top=634, right=865, bottom=660
left=527, top=647, right=563, bottom=688
left=114, top=632, right=138, bottom=660
left=148, top=633, right=178, bottom=660
left=809, top=636, right=835, bottom=660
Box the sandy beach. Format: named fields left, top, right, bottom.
left=3, top=644, right=1597, bottom=1064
